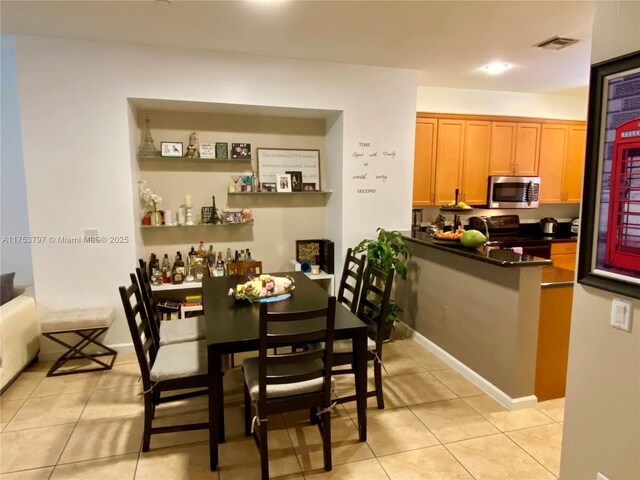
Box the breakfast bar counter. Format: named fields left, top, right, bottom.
left=395, top=232, right=548, bottom=409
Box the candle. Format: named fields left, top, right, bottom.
left=184, top=195, right=192, bottom=207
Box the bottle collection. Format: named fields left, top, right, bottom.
left=147, top=241, right=254, bottom=286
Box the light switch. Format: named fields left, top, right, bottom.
left=610, top=297, right=632, bottom=332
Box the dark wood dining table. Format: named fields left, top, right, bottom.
left=202, top=271, right=369, bottom=471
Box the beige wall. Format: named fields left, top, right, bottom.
left=559, top=2, right=640, bottom=479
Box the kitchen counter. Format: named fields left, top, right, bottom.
left=403, top=231, right=552, bottom=268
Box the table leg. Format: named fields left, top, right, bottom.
left=209, top=347, right=224, bottom=471
left=353, top=331, right=367, bottom=441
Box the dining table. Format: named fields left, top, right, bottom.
left=202, top=271, right=369, bottom=471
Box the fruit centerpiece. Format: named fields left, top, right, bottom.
left=229, top=274, right=295, bottom=302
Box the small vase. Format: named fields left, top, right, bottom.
left=151, top=210, right=162, bottom=226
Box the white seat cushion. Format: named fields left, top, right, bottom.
left=159, top=316, right=205, bottom=346
left=150, top=340, right=208, bottom=382
left=41, top=308, right=115, bottom=333
left=243, top=356, right=336, bottom=401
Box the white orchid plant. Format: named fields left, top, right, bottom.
left=138, top=180, right=162, bottom=212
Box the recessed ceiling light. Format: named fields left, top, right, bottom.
left=483, top=62, right=511, bottom=75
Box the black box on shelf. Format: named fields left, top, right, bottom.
left=296, top=239, right=334, bottom=274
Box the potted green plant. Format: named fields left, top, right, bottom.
left=352, top=228, right=411, bottom=336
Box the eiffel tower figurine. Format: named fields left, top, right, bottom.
left=137, top=115, right=160, bottom=158
left=210, top=195, right=220, bottom=224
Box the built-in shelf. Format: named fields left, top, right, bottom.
left=137, top=156, right=251, bottom=164
left=151, top=281, right=202, bottom=292
left=140, top=223, right=253, bottom=229
left=228, top=191, right=332, bottom=196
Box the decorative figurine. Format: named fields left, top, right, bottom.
left=185, top=131, right=199, bottom=158
left=137, top=115, right=161, bottom=158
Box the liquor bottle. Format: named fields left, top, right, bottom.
left=206, top=245, right=216, bottom=277
left=171, top=252, right=184, bottom=284
left=194, top=258, right=204, bottom=282
left=225, top=248, right=233, bottom=275
left=245, top=249, right=253, bottom=261
left=215, top=252, right=225, bottom=277
left=161, top=254, right=171, bottom=283
left=239, top=250, right=245, bottom=262
left=188, top=246, right=197, bottom=262
left=148, top=253, right=157, bottom=279
left=234, top=250, right=239, bottom=262
left=197, top=241, right=207, bottom=259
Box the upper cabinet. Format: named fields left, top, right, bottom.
left=413, top=118, right=438, bottom=206
left=538, top=124, right=586, bottom=204
left=489, top=122, right=540, bottom=176
left=413, top=113, right=586, bottom=207
left=430, top=118, right=490, bottom=206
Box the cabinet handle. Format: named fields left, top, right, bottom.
left=514, top=163, right=519, bottom=174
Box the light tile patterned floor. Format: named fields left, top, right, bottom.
left=0, top=338, right=564, bottom=479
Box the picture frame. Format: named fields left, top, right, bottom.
left=215, top=142, right=228, bottom=159
left=577, top=50, right=640, bottom=300
left=261, top=182, right=276, bottom=192
left=199, top=144, right=216, bottom=159
left=231, top=143, right=251, bottom=159
left=302, top=183, right=316, bottom=192
left=161, top=142, right=183, bottom=157
left=276, top=174, right=292, bottom=193
left=257, top=148, right=320, bottom=190
left=286, top=170, right=303, bottom=192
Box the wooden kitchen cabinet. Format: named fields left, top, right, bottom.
left=434, top=119, right=465, bottom=205
left=413, top=118, right=438, bottom=206
left=551, top=242, right=577, bottom=272
left=539, top=124, right=586, bottom=204
left=489, top=121, right=540, bottom=176
left=432, top=119, right=490, bottom=205
left=461, top=120, right=491, bottom=204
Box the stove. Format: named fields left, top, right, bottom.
left=468, top=215, right=552, bottom=258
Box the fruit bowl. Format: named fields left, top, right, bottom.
left=431, top=237, right=465, bottom=247
left=229, top=275, right=295, bottom=303
left=439, top=206, right=474, bottom=212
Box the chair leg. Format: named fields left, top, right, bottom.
left=244, top=382, right=252, bottom=437
left=142, top=392, right=154, bottom=452
left=259, top=418, right=269, bottom=480
left=374, top=357, right=385, bottom=409
left=321, top=409, right=332, bottom=471
left=309, top=407, right=317, bottom=425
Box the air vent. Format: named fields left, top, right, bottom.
left=534, top=36, right=579, bottom=50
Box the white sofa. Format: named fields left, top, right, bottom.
left=0, top=286, right=40, bottom=392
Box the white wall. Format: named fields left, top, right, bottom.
left=559, top=2, right=640, bottom=479
left=0, top=35, right=33, bottom=286
left=12, top=36, right=417, bottom=350
left=417, top=86, right=587, bottom=120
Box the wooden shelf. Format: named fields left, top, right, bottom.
left=137, top=156, right=251, bottom=164
left=140, top=223, right=253, bottom=229
left=151, top=281, right=202, bottom=292
left=228, top=191, right=332, bottom=196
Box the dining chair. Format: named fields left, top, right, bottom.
left=136, top=266, right=206, bottom=346
left=242, top=297, right=337, bottom=480
left=226, top=261, right=263, bottom=276
left=333, top=262, right=395, bottom=409
left=336, top=248, right=366, bottom=314
left=118, top=274, right=211, bottom=451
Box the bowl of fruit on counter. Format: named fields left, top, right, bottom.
left=439, top=200, right=473, bottom=212
left=433, top=229, right=488, bottom=249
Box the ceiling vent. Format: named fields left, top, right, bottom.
left=533, top=36, right=579, bottom=50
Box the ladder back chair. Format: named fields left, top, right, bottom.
left=336, top=248, right=366, bottom=314
left=333, top=262, right=395, bottom=409
left=118, top=274, right=211, bottom=451
left=226, top=261, right=263, bottom=276
left=242, top=297, right=337, bottom=480
left=136, top=266, right=206, bottom=346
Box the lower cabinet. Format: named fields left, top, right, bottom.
left=535, top=284, right=573, bottom=401
left=550, top=242, right=577, bottom=272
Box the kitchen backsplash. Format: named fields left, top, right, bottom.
left=418, top=203, right=581, bottom=225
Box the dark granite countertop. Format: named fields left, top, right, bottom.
left=403, top=231, right=552, bottom=268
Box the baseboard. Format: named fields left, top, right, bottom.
left=38, top=342, right=135, bottom=362
left=396, top=322, right=538, bottom=411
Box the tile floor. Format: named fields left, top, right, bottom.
left=0, top=336, right=565, bottom=479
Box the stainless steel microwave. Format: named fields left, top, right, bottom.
left=487, top=176, right=540, bottom=209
